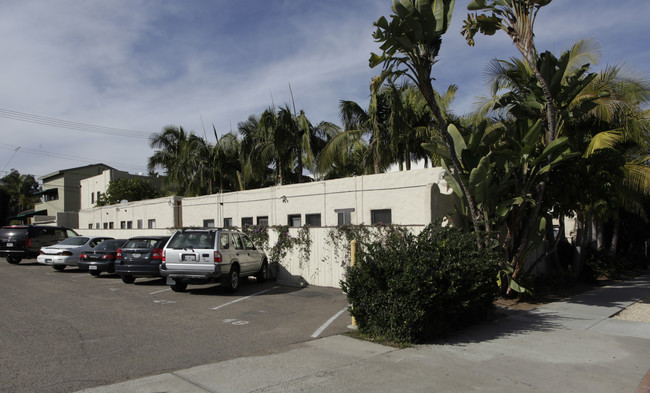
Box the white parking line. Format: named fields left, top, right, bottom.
left=150, top=288, right=172, bottom=295
left=311, top=306, right=348, bottom=338
left=211, top=286, right=280, bottom=310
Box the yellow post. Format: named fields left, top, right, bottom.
left=349, top=239, right=357, bottom=329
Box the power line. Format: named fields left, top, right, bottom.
left=0, top=108, right=152, bottom=139
left=0, top=142, right=148, bottom=176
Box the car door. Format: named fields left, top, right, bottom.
left=230, top=233, right=250, bottom=273
left=240, top=233, right=262, bottom=273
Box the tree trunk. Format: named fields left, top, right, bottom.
left=609, top=218, right=620, bottom=255
left=416, top=74, right=484, bottom=248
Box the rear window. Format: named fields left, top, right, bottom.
left=57, top=237, right=90, bottom=246
left=167, top=232, right=215, bottom=249
left=0, top=228, right=28, bottom=239
left=95, top=240, right=126, bottom=252
left=124, top=238, right=164, bottom=249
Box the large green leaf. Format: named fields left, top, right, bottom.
left=447, top=124, right=467, bottom=162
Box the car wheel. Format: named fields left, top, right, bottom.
left=6, top=256, right=21, bottom=264
left=121, top=275, right=135, bottom=284
left=255, top=260, right=268, bottom=283
left=222, top=266, right=240, bottom=292
left=90, top=270, right=101, bottom=277
left=170, top=282, right=187, bottom=292
left=52, top=265, right=66, bottom=271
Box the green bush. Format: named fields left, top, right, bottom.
left=341, top=225, right=501, bottom=343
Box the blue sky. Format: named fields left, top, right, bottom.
left=1, top=0, right=648, bottom=180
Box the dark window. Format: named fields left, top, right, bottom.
left=103, top=222, right=108, bottom=229
left=371, top=209, right=392, bottom=225
left=288, top=214, right=301, bottom=227
left=203, top=219, right=215, bottom=228
left=120, top=221, right=126, bottom=229
left=257, top=216, right=269, bottom=226
left=241, top=234, right=256, bottom=250
left=109, top=222, right=114, bottom=229
left=88, top=224, right=93, bottom=229
left=126, top=221, right=133, bottom=229
left=305, top=214, right=321, bottom=226
left=337, top=212, right=351, bottom=225
left=224, top=218, right=233, bottom=227
left=148, top=219, right=156, bottom=229
left=137, top=220, right=143, bottom=229
left=241, top=217, right=253, bottom=227
left=91, top=193, right=94, bottom=204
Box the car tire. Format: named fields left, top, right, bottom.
left=52, top=265, right=66, bottom=271
left=222, top=266, right=240, bottom=293
left=121, top=275, right=135, bottom=284
left=255, top=260, right=268, bottom=283
left=170, top=282, right=187, bottom=292
left=90, top=270, right=101, bottom=277
left=6, top=256, right=21, bottom=264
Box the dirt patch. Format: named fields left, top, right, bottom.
left=613, top=295, right=650, bottom=323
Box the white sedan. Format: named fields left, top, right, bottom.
left=37, top=236, right=113, bottom=271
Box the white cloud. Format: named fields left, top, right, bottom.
left=0, top=0, right=648, bottom=179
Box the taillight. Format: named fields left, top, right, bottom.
left=80, top=252, right=87, bottom=259
left=60, top=251, right=73, bottom=256
left=152, top=248, right=163, bottom=260
left=102, top=254, right=116, bottom=260
left=26, top=238, right=32, bottom=247
left=162, top=250, right=166, bottom=262
left=116, top=248, right=122, bottom=258
left=214, top=251, right=222, bottom=263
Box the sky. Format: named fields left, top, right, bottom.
left=1, top=0, right=648, bottom=180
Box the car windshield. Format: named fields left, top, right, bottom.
left=95, top=240, right=125, bottom=252
left=167, top=232, right=215, bottom=249
left=56, top=237, right=89, bottom=246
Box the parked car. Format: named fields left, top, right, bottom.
left=160, top=228, right=268, bottom=293
left=78, top=239, right=128, bottom=276
left=0, top=225, right=78, bottom=264
left=114, top=236, right=170, bottom=284
left=37, top=236, right=114, bottom=271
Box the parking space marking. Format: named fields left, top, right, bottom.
left=211, top=286, right=280, bottom=310
left=311, top=306, right=348, bottom=338
left=150, top=288, right=172, bottom=295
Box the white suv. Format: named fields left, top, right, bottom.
left=160, top=228, right=268, bottom=293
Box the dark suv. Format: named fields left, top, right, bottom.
left=0, top=225, right=79, bottom=264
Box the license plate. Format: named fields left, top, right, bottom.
left=89, top=265, right=98, bottom=270
left=183, top=254, right=196, bottom=262
left=45, top=259, right=52, bottom=263
left=132, top=253, right=141, bottom=258
left=7, top=242, right=13, bottom=247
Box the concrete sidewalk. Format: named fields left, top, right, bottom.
left=77, top=274, right=650, bottom=393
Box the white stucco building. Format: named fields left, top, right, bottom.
left=79, top=167, right=459, bottom=232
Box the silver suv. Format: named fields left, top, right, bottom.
left=160, top=228, right=268, bottom=293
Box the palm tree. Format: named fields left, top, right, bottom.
left=148, top=125, right=190, bottom=194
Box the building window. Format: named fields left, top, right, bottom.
left=371, top=209, right=392, bottom=225
left=224, top=217, right=233, bottom=227
left=109, top=222, right=114, bottom=229
left=95, top=222, right=100, bottom=229
left=148, top=219, right=156, bottom=229
left=335, top=208, right=354, bottom=226
left=203, top=219, right=215, bottom=228
left=127, top=221, right=133, bottom=229
left=120, top=221, right=126, bottom=229
left=103, top=222, right=108, bottom=229
left=96, top=191, right=100, bottom=203
left=288, top=214, right=301, bottom=227
left=91, top=193, right=95, bottom=204
left=257, top=216, right=269, bottom=226
left=88, top=224, right=93, bottom=229
left=241, top=217, right=253, bottom=227
left=137, top=219, right=143, bottom=229
left=305, top=214, right=321, bottom=227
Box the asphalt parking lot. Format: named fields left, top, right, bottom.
left=0, top=260, right=351, bottom=393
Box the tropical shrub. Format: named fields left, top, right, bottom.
left=342, top=225, right=501, bottom=343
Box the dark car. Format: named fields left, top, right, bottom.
left=114, top=236, right=170, bottom=284
left=0, top=225, right=79, bottom=264
left=78, top=239, right=128, bottom=276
